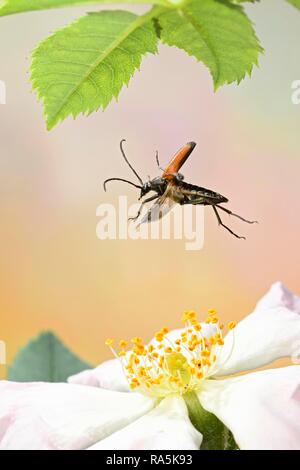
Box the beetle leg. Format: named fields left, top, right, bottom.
left=128, top=203, right=143, bottom=221
left=128, top=194, right=159, bottom=222
left=212, top=206, right=246, bottom=240
left=215, top=205, right=258, bottom=224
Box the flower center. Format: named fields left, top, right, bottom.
left=105, top=310, right=236, bottom=398
left=166, top=352, right=191, bottom=385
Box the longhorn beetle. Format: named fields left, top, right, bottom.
left=103, top=140, right=257, bottom=239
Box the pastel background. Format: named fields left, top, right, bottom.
left=0, top=0, right=299, bottom=378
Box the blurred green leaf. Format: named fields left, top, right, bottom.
left=159, top=0, right=263, bottom=89
left=286, top=0, right=300, bottom=10
left=8, top=331, right=91, bottom=382
left=0, top=0, right=167, bottom=17
left=30, top=9, right=159, bottom=129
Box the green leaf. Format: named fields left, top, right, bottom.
left=159, top=0, right=263, bottom=89
left=286, top=0, right=300, bottom=10
left=184, top=391, right=239, bottom=450
left=30, top=9, right=159, bottom=130
left=0, top=0, right=167, bottom=17
left=8, top=331, right=91, bottom=382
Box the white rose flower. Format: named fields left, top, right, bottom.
left=1, top=282, right=300, bottom=450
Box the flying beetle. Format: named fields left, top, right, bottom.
left=103, top=140, right=257, bottom=239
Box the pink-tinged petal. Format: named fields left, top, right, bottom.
left=88, top=395, right=202, bottom=450
left=216, top=283, right=300, bottom=376
left=0, top=381, right=156, bottom=450
left=255, top=281, right=300, bottom=313
left=199, top=366, right=300, bottom=450
left=68, top=359, right=129, bottom=392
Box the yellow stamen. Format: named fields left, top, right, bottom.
left=210, top=316, right=219, bottom=324
left=133, top=344, right=145, bottom=355
left=105, top=338, right=114, bottom=346
left=105, top=309, right=237, bottom=398
left=208, top=309, right=216, bottom=316
left=155, top=332, right=164, bottom=342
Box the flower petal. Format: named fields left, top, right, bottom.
left=0, top=381, right=155, bottom=450
left=68, top=358, right=129, bottom=392
left=256, top=281, right=300, bottom=313
left=199, top=366, right=300, bottom=450
left=216, top=282, right=300, bottom=375
left=88, top=395, right=202, bottom=450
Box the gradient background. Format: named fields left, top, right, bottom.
left=0, top=0, right=299, bottom=378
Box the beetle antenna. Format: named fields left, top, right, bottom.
left=156, top=150, right=164, bottom=172
left=156, top=151, right=160, bottom=167
left=120, top=139, right=143, bottom=185
left=103, top=178, right=142, bottom=192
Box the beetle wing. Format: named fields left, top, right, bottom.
left=162, top=142, right=196, bottom=179
left=137, top=198, right=175, bottom=225
left=137, top=184, right=176, bottom=225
